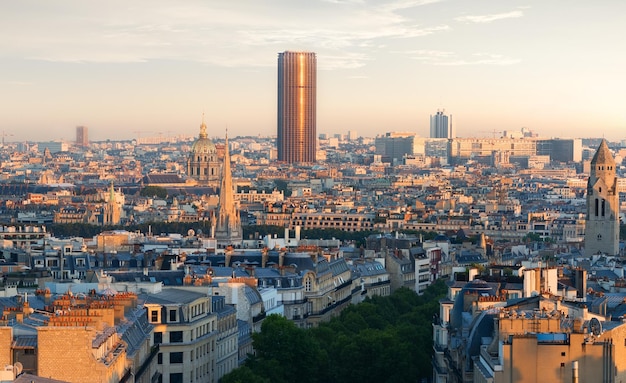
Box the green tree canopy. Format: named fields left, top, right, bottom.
left=223, top=280, right=447, bottom=383
left=248, top=315, right=328, bottom=383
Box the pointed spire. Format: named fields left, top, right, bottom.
left=109, top=181, right=115, bottom=203
left=591, top=139, right=615, bottom=166
left=199, top=113, right=208, bottom=139
left=215, top=129, right=242, bottom=245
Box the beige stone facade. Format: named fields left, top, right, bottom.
left=38, top=327, right=127, bottom=383
left=475, top=313, right=626, bottom=383
left=0, top=327, right=12, bottom=367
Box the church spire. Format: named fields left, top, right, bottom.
left=109, top=180, right=115, bottom=203
left=199, top=113, right=208, bottom=139
left=590, top=139, right=616, bottom=167
left=215, top=131, right=242, bottom=246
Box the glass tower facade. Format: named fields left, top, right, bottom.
left=277, top=51, right=316, bottom=163
left=430, top=110, right=451, bottom=139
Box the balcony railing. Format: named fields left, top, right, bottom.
left=253, top=311, right=267, bottom=323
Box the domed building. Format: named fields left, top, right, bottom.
left=187, top=117, right=221, bottom=185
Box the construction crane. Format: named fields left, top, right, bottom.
left=479, top=129, right=503, bottom=139
left=1, top=130, right=13, bottom=146
left=132, top=131, right=153, bottom=140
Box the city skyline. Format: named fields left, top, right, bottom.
left=1, top=1, right=625, bottom=142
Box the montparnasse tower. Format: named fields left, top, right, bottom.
left=214, top=132, right=242, bottom=247
left=277, top=51, right=317, bottom=164
left=584, top=139, right=619, bottom=256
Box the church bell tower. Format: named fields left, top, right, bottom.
left=584, top=139, right=619, bottom=256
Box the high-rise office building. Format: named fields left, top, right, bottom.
left=375, top=132, right=418, bottom=164
left=430, top=110, right=452, bottom=139
left=76, top=126, right=88, bottom=147
left=277, top=51, right=316, bottom=163
left=536, top=138, right=583, bottom=163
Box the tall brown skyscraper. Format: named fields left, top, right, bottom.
left=277, top=51, right=316, bottom=163
left=76, top=126, right=88, bottom=147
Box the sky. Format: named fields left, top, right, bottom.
left=1, top=0, right=625, bottom=143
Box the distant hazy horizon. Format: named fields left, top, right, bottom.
left=2, top=1, right=625, bottom=142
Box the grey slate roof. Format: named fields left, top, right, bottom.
left=117, top=307, right=153, bottom=357
left=140, top=288, right=207, bottom=305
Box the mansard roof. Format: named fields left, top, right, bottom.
left=142, top=173, right=186, bottom=184
left=140, top=287, right=206, bottom=305
left=118, top=306, right=153, bottom=357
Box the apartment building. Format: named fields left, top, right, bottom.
left=142, top=289, right=219, bottom=383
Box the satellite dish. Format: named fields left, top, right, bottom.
left=14, top=362, right=23, bottom=376
left=589, top=318, right=602, bottom=336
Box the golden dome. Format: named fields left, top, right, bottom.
left=191, top=119, right=216, bottom=154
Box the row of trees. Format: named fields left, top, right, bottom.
left=223, top=280, right=447, bottom=383
left=44, top=220, right=626, bottom=245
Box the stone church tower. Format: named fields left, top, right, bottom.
left=584, top=139, right=619, bottom=256
left=103, top=181, right=121, bottom=226
left=215, top=133, right=243, bottom=247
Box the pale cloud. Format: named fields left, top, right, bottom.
left=320, top=0, right=365, bottom=4
left=406, top=50, right=520, bottom=66
left=322, top=53, right=372, bottom=70
left=407, top=49, right=455, bottom=62
left=0, top=0, right=450, bottom=68
left=382, top=0, right=443, bottom=11
left=439, top=53, right=521, bottom=66
left=455, top=11, right=524, bottom=24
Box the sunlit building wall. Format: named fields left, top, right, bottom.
left=277, top=51, right=317, bottom=163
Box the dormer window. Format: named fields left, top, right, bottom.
left=169, top=309, right=177, bottom=322
left=149, top=309, right=160, bottom=323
